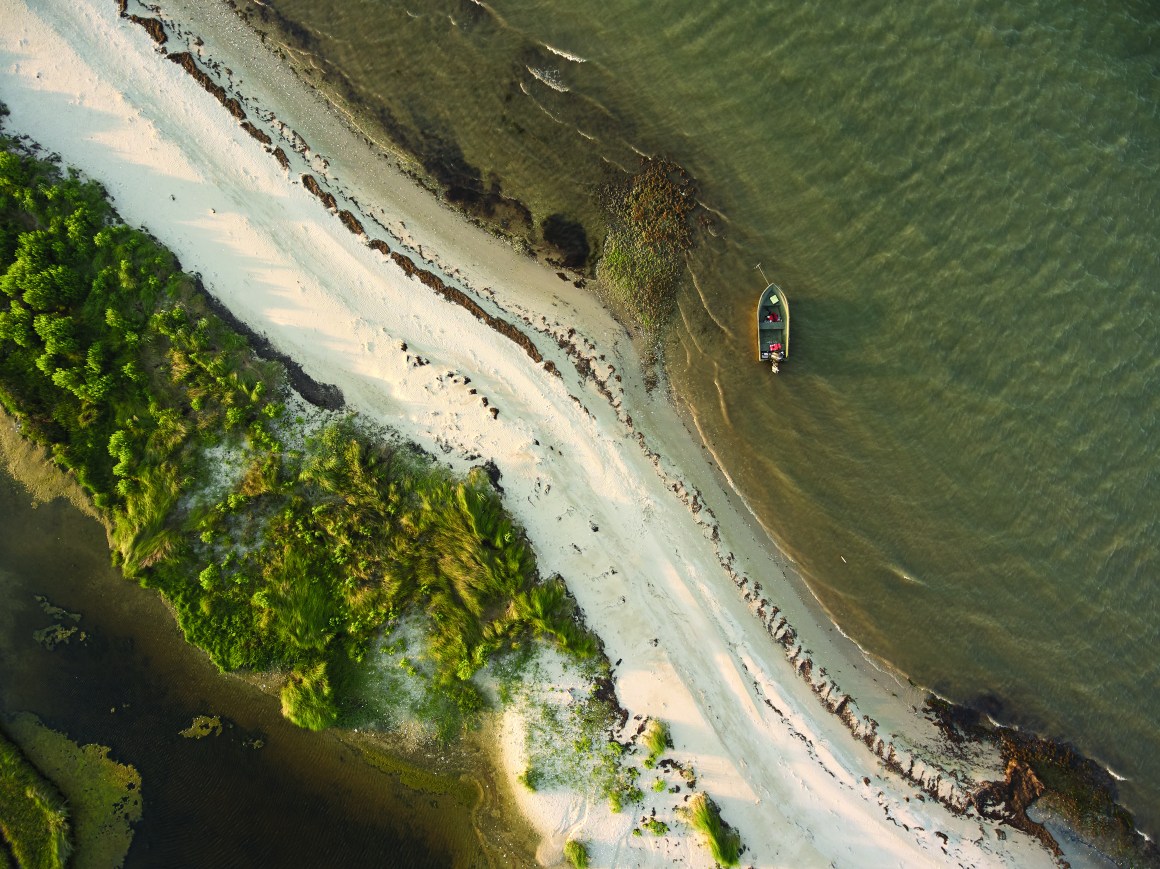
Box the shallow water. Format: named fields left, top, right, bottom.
left=240, top=0, right=1160, bottom=835
left=0, top=469, right=519, bottom=867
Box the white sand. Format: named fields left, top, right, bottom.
left=0, top=1, right=1063, bottom=866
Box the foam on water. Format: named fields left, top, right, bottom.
left=543, top=43, right=586, bottom=63
left=526, top=65, right=569, bottom=93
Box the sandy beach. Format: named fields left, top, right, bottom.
left=0, top=1, right=1069, bottom=865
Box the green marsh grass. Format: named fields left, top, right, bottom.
left=507, top=651, right=643, bottom=814
left=0, top=729, right=71, bottom=869
left=280, top=661, right=339, bottom=731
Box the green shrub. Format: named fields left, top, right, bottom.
left=563, top=839, right=589, bottom=869
left=644, top=817, right=668, bottom=836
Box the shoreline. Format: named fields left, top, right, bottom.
left=0, top=0, right=1146, bottom=865
left=223, top=2, right=1160, bottom=841
left=0, top=437, right=515, bottom=868
left=173, top=0, right=979, bottom=753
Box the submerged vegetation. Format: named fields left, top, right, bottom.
left=598, top=158, right=697, bottom=340
left=0, top=137, right=592, bottom=739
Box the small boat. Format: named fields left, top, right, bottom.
left=756, top=282, right=789, bottom=373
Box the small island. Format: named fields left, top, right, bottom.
left=0, top=1, right=1153, bottom=867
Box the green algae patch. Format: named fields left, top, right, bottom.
left=179, top=715, right=223, bottom=739
left=34, top=597, right=81, bottom=625
left=5, top=714, right=141, bottom=869
left=0, top=725, right=71, bottom=869
left=598, top=158, right=697, bottom=338
left=342, top=734, right=477, bottom=806
left=31, top=596, right=87, bottom=651
left=31, top=624, right=81, bottom=651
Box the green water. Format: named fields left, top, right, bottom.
left=239, top=0, right=1159, bottom=836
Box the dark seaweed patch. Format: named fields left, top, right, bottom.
left=541, top=213, right=590, bottom=269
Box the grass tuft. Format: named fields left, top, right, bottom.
left=563, top=838, right=589, bottom=869
left=642, top=718, right=669, bottom=769
left=683, top=792, right=741, bottom=866
left=280, top=662, right=339, bottom=731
